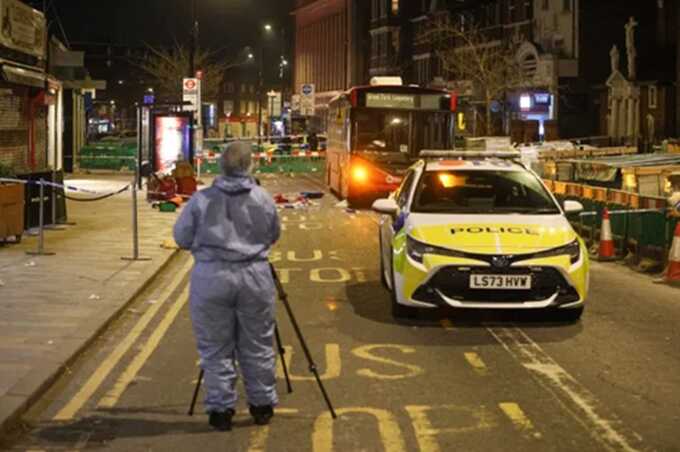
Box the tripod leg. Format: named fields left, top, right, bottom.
left=275, top=324, right=293, bottom=393
left=270, top=264, right=337, bottom=419
left=188, top=368, right=204, bottom=416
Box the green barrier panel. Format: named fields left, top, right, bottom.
left=640, top=212, right=669, bottom=248
left=253, top=156, right=324, bottom=174
left=79, top=156, right=136, bottom=171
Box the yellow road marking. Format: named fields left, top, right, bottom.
left=489, top=327, right=643, bottom=451
left=98, top=286, right=189, bottom=408
left=353, top=344, right=424, bottom=380
left=243, top=407, right=300, bottom=451
left=313, top=407, right=406, bottom=452
left=405, top=404, right=496, bottom=452
left=247, top=426, right=270, bottom=452
left=440, top=319, right=454, bottom=331
left=499, top=402, right=542, bottom=439
left=277, top=344, right=341, bottom=381
left=53, top=258, right=193, bottom=421
left=464, top=352, right=488, bottom=376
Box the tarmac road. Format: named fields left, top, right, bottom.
left=2, top=173, right=679, bottom=452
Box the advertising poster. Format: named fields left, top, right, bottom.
left=154, top=115, right=191, bottom=173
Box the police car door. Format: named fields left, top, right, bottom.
left=381, top=169, right=417, bottom=270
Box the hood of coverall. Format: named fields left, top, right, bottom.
left=213, top=174, right=256, bottom=194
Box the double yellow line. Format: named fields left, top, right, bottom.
left=53, top=259, right=193, bottom=421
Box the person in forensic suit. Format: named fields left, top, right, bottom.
left=173, top=141, right=280, bottom=431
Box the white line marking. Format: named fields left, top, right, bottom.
left=488, top=327, right=644, bottom=452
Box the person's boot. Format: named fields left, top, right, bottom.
left=209, top=408, right=235, bottom=431
left=249, top=405, right=274, bottom=425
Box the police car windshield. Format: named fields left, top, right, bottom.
left=412, top=170, right=560, bottom=214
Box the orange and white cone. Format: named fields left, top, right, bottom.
left=598, top=208, right=617, bottom=261
left=664, top=222, right=680, bottom=284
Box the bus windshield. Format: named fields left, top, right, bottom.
left=352, top=109, right=453, bottom=156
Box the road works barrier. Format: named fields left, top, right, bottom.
left=545, top=179, right=679, bottom=273
left=197, top=148, right=326, bottom=175
left=663, top=222, right=680, bottom=284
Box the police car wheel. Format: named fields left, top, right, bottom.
left=389, top=255, right=418, bottom=319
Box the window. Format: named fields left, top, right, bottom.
left=397, top=170, right=417, bottom=208
left=649, top=86, right=658, bottom=109
left=239, top=100, right=247, bottom=114
left=392, top=0, right=399, bottom=15
left=542, top=0, right=549, bottom=10
left=562, top=0, right=571, bottom=11
left=413, top=170, right=559, bottom=214
left=249, top=101, right=256, bottom=113
left=240, top=84, right=246, bottom=93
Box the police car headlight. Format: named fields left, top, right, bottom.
left=530, top=239, right=581, bottom=265
left=406, top=236, right=466, bottom=263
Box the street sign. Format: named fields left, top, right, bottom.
left=183, top=78, right=201, bottom=113
left=300, top=84, right=315, bottom=116
left=291, top=94, right=301, bottom=113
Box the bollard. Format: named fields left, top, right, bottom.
left=26, top=179, right=55, bottom=256
left=122, top=169, right=151, bottom=262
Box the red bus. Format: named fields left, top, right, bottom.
left=326, top=83, right=456, bottom=204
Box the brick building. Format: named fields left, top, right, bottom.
left=0, top=0, right=49, bottom=175
left=400, top=0, right=666, bottom=141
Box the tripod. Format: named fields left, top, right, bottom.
left=188, top=263, right=337, bottom=419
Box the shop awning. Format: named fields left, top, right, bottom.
left=1, top=64, right=46, bottom=88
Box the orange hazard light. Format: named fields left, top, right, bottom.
left=352, top=165, right=369, bottom=184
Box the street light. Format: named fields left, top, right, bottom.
left=257, top=24, right=275, bottom=143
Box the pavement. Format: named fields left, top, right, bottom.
left=2, top=173, right=680, bottom=451
left=0, top=175, right=181, bottom=437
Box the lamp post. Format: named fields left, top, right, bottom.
left=189, top=0, right=198, bottom=78
left=257, top=24, right=275, bottom=145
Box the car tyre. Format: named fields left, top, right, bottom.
left=389, top=254, right=418, bottom=320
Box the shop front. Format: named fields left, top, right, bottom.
left=0, top=0, right=67, bottom=229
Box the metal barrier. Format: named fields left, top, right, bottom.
left=545, top=178, right=677, bottom=270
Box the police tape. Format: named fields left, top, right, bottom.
left=0, top=177, right=131, bottom=200
left=579, top=207, right=668, bottom=217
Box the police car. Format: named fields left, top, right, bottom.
left=372, top=151, right=589, bottom=321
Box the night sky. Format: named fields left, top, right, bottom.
left=51, top=0, right=294, bottom=51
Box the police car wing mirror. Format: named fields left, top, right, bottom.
left=372, top=198, right=399, bottom=215
left=563, top=200, right=584, bottom=215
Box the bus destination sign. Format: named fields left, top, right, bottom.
left=366, top=93, right=416, bottom=109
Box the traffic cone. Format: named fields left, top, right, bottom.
left=664, top=222, right=680, bottom=284
left=597, top=208, right=617, bottom=261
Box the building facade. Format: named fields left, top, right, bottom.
left=292, top=0, right=369, bottom=122
left=400, top=0, right=669, bottom=141
left=0, top=0, right=50, bottom=175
